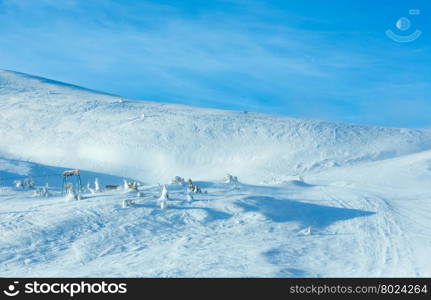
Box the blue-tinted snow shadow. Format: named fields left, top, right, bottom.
left=263, top=248, right=311, bottom=277
left=0, top=157, right=135, bottom=189
left=133, top=203, right=232, bottom=222
left=237, top=196, right=375, bottom=229
left=279, top=180, right=316, bottom=188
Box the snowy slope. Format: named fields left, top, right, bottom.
left=0, top=156, right=131, bottom=188
left=1, top=152, right=430, bottom=277
left=1, top=70, right=431, bottom=277
left=1, top=70, right=431, bottom=184
left=305, top=150, right=431, bottom=276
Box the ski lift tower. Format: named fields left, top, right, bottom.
left=62, top=169, right=83, bottom=195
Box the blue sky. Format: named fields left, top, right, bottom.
left=0, top=0, right=430, bottom=128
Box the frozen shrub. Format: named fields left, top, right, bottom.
left=123, top=179, right=138, bottom=191
left=225, top=174, right=238, bottom=184
left=26, top=178, right=35, bottom=189
left=171, top=176, right=185, bottom=185
left=14, top=180, right=25, bottom=189
left=188, top=178, right=202, bottom=193
left=34, top=187, right=51, bottom=197
left=65, top=183, right=77, bottom=201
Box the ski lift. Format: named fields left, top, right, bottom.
left=62, top=169, right=83, bottom=195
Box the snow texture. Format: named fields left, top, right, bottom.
left=1, top=70, right=431, bottom=277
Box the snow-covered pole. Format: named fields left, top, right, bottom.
left=159, top=185, right=169, bottom=209
left=95, top=177, right=101, bottom=193
left=160, top=184, right=169, bottom=200
left=160, top=200, right=168, bottom=209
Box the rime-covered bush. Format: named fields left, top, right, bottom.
left=225, top=174, right=238, bottom=184
left=171, top=176, right=185, bottom=185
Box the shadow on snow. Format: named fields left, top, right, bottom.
left=236, top=196, right=375, bottom=229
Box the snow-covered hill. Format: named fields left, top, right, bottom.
left=1, top=70, right=431, bottom=277
left=1, top=70, right=431, bottom=184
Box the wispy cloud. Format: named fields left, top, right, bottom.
left=0, top=0, right=430, bottom=127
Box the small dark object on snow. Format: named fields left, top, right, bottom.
left=106, top=185, right=119, bottom=190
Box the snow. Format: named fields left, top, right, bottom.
left=1, top=70, right=431, bottom=277
left=1, top=70, right=431, bottom=184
